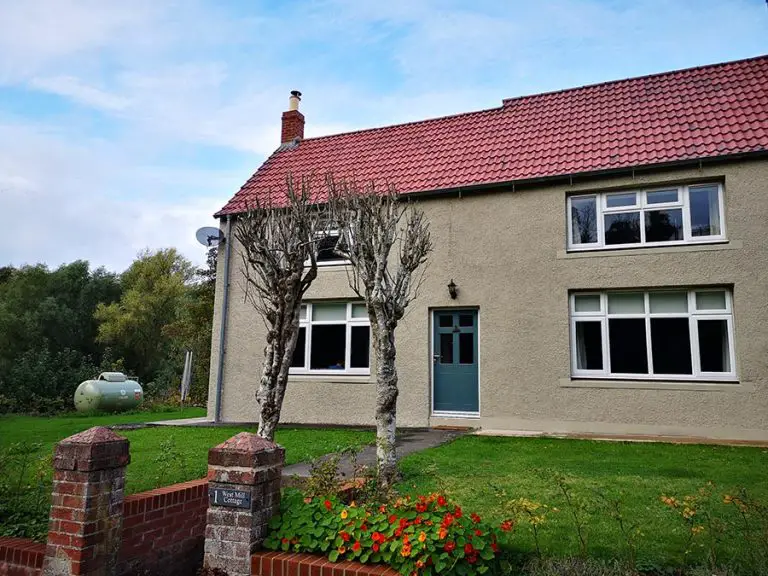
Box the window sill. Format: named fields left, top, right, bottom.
left=559, top=377, right=749, bottom=392
left=557, top=240, right=741, bottom=259
left=288, top=374, right=373, bottom=384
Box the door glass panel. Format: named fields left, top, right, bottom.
left=604, top=212, right=641, bottom=245
left=439, top=333, right=453, bottom=363
left=690, top=185, right=721, bottom=237
left=575, top=321, right=603, bottom=370
left=696, top=291, right=727, bottom=310
left=350, top=326, right=370, bottom=368
left=458, top=314, right=473, bottom=327
left=608, top=318, right=649, bottom=373
left=646, top=189, right=678, bottom=204
left=574, top=294, right=601, bottom=313
left=649, top=291, right=688, bottom=313
left=312, top=303, right=346, bottom=321
left=459, top=333, right=474, bottom=364
left=645, top=209, right=683, bottom=242
left=650, top=318, right=692, bottom=374
left=438, top=314, right=453, bottom=328
left=606, top=192, right=637, bottom=208
left=570, top=196, right=598, bottom=244
left=698, top=320, right=731, bottom=372
left=607, top=292, right=645, bottom=314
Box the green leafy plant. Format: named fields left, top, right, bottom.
left=264, top=490, right=502, bottom=575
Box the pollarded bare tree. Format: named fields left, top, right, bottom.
left=328, top=178, right=433, bottom=487
left=235, top=176, right=326, bottom=440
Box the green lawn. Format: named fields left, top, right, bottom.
left=397, top=435, right=768, bottom=569
left=0, top=409, right=374, bottom=493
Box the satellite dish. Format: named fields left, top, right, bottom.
left=196, top=226, right=224, bottom=247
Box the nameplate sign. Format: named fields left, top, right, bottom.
left=209, top=487, right=251, bottom=509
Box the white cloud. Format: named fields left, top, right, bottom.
left=29, top=76, right=131, bottom=111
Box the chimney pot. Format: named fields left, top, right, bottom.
left=282, top=90, right=305, bottom=144
left=288, top=90, right=302, bottom=111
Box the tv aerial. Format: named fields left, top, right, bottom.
left=195, top=226, right=224, bottom=248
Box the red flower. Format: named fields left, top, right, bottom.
left=379, top=505, right=387, bottom=513
left=415, top=502, right=427, bottom=513
left=467, top=554, right=478, bottom=564
left=324, top=500, right=332, bottom=511
left=500, top=520, right=514, bottom=532
left=388, top=514, right=397, bottom=524
left=281, top=538, right=289, bottom=544
left=441, top=513, right=454, bottom=527
left=399, top=518, right=409, bottom=528
left=437, top=495, right=447, bottom=507
left=360, top=524, right=368, bottom=532
left=352, top=541, right=361, bottom=552
left=491, top=542, right=499, bottom=553
left=474, top=529, right=483, bottom=537
left=464, top=543, right=475, bottom=555
left=394, top=528, right=403, bottom=538
left=470, top=512, right=481, bottom=523
left=443, top=541, right=456, bottom=553
left=413, top=516, right=423, bottom=525
left=372, top=543, right=380, bottom=552
left=339, top=531, right=351, bottom=542
left=454, top=506, right=463, bottom=519
left=372, top=531, right=384, bottom=543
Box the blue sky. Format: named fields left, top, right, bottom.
left=0, top=0, right=766, bottom=271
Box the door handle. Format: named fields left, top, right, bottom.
left=433, top=354, right=440, bottom=363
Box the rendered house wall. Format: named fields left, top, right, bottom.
left=208, top=158, right=768, bottom=440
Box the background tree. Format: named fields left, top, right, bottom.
left=235, top=176, right=324, bottom=440
left=329, top=179, right=432, bottom=487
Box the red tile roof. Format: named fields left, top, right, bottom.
left=218, top=56, right=768, bottom=215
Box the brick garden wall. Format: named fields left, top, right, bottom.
left=118, top=478, right=209, bottom=576
left=0, top=537, right=44, bottom=576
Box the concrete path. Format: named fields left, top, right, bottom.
left=282, top=428, right=467, bottom=480
left=149, top=416, right=213, bottom=426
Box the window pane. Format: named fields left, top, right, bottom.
left=646, top=189, right=678, bottom=204
left=459, top=333, right=474, bottom=364
left=439, top=333, right=453, bottom=364
left=575, top=321, right=603, bottom=370
left=570, top=197, right=598, bottom=244
left=645, top=209, right=683, bottom=242
left=438, top=314, right=452, bottom=328
left=351, top=303, right=367, bottom=318
left=310, top=325, right=346, bottom=369
left=606, top=193, right=637, bottom=208
left=609, top=319, right=649, bottom=373
left=650, top=318, right=692, bottom=374
left=312, top=303, right=346, bottom=321
left=607, top=292, right=645, bottom=314
left=458, top=314, right=473, bottom=327
left=350, top=326, right=370, bottom=368
left=649, top=292, right=688, bottom=313
left=690, top=185, right=722, bottom=237
left=574, top=294, right=601, bottom=313
left=696, top=291, right=727, bottom=311
left=317, top=234, right=341, bottom=262
left=698, top=320, right=731, bottom=372
left=291, top=327, right=306, bottom=368
left=299, top=305, right=307, bottom=320
left=604, top=212, right=641, bottom=245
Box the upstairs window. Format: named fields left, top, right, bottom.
left=568, top=183, right=725, bottom=251
left=570, top=288, right=736, bottom=382
left=290, top=302, right=370, bottom=375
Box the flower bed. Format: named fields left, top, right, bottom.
left=264, top=491, right=506, bottom=576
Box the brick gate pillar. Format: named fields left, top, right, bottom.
left=203, top=432, right=284, bottom=576
left=42, top=426, right=129, bottom=576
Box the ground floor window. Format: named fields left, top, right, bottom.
left=290, top=302, right=370, bottom=375
left=570, top=288, right=736, bottom=381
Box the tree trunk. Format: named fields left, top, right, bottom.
left=374, top=323, right=399, bottom=488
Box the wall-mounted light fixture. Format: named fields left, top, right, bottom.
left=447, top=279, right=458, bottom=300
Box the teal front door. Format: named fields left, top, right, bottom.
left=433, top=309, right=479, bottom=414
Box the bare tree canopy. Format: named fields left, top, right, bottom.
left=328, top=177, right=433, bottom=487
left=234, top=176, right=325, bottom=440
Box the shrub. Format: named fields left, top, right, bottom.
left=265, top=490, right=503, bottom=575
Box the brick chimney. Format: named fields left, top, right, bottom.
left=281, top=90, right=304, bottom=143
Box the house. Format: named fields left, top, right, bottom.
left=207, top=56, right=768, bottom=441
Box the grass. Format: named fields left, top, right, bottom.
left=397, top=435, right=768, bottom=569
left=0, top=408, right=375, bottom=493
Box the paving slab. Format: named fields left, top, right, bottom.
left=282, top=428, right=467, bottom=480
left=149, top=416, right=213, bottom=426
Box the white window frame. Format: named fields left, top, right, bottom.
left=570, top=288, right=736, bottom=382
left=567, top=183, right=726, bottom=251
left=290, top=302, right=370, bottom=375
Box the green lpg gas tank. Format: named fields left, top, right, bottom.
left=74, top=372, right=144, bottom=413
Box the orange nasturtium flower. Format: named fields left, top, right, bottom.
left=418, top=531, right=427, bottom=543
left=341, top=509, right=349, bottom=519
left=438, top=526, right=448, bottom=539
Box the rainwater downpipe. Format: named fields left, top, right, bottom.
left=214, top=215, right=233, bottom=423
